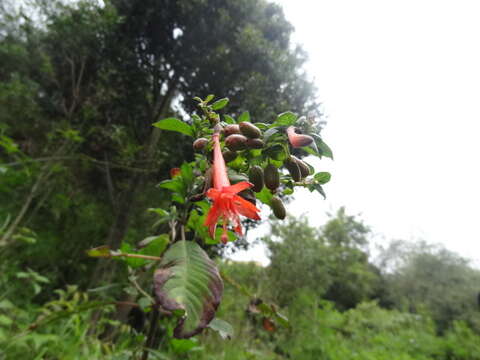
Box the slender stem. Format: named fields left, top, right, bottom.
left=115, top=253, right=162, bottom=261
left=220, top=270, right=251, bottom=297
left=128, top=269, right=154, bottom=303
left=141, top=307, right=159, bottom=360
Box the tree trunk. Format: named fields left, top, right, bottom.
left=89, top=82, right=176, bottom=288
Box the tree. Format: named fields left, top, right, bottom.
left=0, top=0, right=319, bottom=290
left=264, top=209, right=380, bottom=309
left=378, top=240, right=480, bottom=332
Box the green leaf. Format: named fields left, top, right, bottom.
left=205, top=94, right=215, bottom=103
left=309, top=134, right=333, bottom=159
left=208, top=318, right=234, bottom=340
left=238, top=111, right=250, bottom=123
left=120, top=235, right=168, bottom=269
left=264, top=144, right=287, bottom=162
left=170, top=338, right=201, bottom=354
left=138, top=297, right=151, bottom=310
left=211, top=98, right=229, bottom=110
left=309, top=183, right=326, bottom=199
left=254, top=123, right=269, bottom=130
left=158, top=179, right=185, bottom=194
left=180, top=162, right=194, bottom=184
left=256, top=187, right=273, bottom=206
left=206, top=228, right=236, bottom=245
left=223, top=115, right=236, bottom=124
left=263, top=128, right=279, bottom=142
left=154, top=241, right=223, bottom=338
left=140, top=234, right=169, bottom=256
left=272, top=112, right=297, bottom=127
left=86, top=245, right=111, bottom=258
left=0, top=315, right=12, bottom=327
left=314, top=172, right=331, bottom=184
left=153, top=118, right=194, bottom=137
left=148, top=208, right=169, bottom=217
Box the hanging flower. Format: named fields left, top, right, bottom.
left=204, top=132, right=261, bottom=244
left=286, top=126, right=314, bottom=148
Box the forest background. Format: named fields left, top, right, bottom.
left=1, top=0, right=480, bottom=359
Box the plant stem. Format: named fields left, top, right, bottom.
left=116, top=253, right=162, bottom=261
left=140, top=307, right=159, bottom=360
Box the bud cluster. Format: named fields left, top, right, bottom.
left=189, top=95, right=331, bottom=226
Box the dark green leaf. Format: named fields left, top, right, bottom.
left=153, top=118, right=194, bottom=137
left=154, top=241, right=223, bottom=338
left=211, top=98, right=229, bottom=110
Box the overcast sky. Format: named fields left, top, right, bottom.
left=231, top=0, right=480, bottom=264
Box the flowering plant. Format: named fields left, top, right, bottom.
left=87, top=95, right=332, bottom=343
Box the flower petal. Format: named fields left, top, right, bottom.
left=223, top=181, right=253, bottom=194
left=205, top=202, right=222, bottom=238
left=206, top=188, right=220, bottom=200
left=232, top=195, right=261, bottom=220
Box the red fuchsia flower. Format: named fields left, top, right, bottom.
left=286, top=126, right=314, bottom=148
left=205, top=132, right=261, bottom=244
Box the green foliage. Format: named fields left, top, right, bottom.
left=153, top=118, right=194, bottom=138
left=378, top=240, right=480, bottom=332
left=153, top=240, right=223, bottom=338
left=1, top=0, right=480, bottom=358
left=264, top=210, right=379, bottom=309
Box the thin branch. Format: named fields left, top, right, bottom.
left=103, top=152, right=117, bottom=210
left=128, top=269, right=154, bottom=304
left=115, top=253, right=161, bottom=261
left=3, top=155, right=156, bottom=173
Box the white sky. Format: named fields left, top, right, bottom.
left=231, top=0, right=480, bottom=265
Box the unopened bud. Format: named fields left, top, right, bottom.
left=270, top=196, right=286, bottom=220
left=239, top=122, right=262, bottom=139
left=264, top=164, right=280, bottom=191
left=291, top=155, right=310, bottom=178
left=225, top=134, right=248, bottom=151
left=248, top=165, right=264, bottom=193
left=223, top=124, right=241, bottom=136
left=284, top=156, right=301, bottom=182
left=246, top=138, right=264, bottom=149
left=286, top=126, right=314, bottom=148
left=222, top=150, right=237, bottom=163
left=193, top=137, right=208, bottom=151
left=221, top=233, right=229, bottom=244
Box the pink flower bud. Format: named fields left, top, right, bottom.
left=286, top=126, right=314, bottom=148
